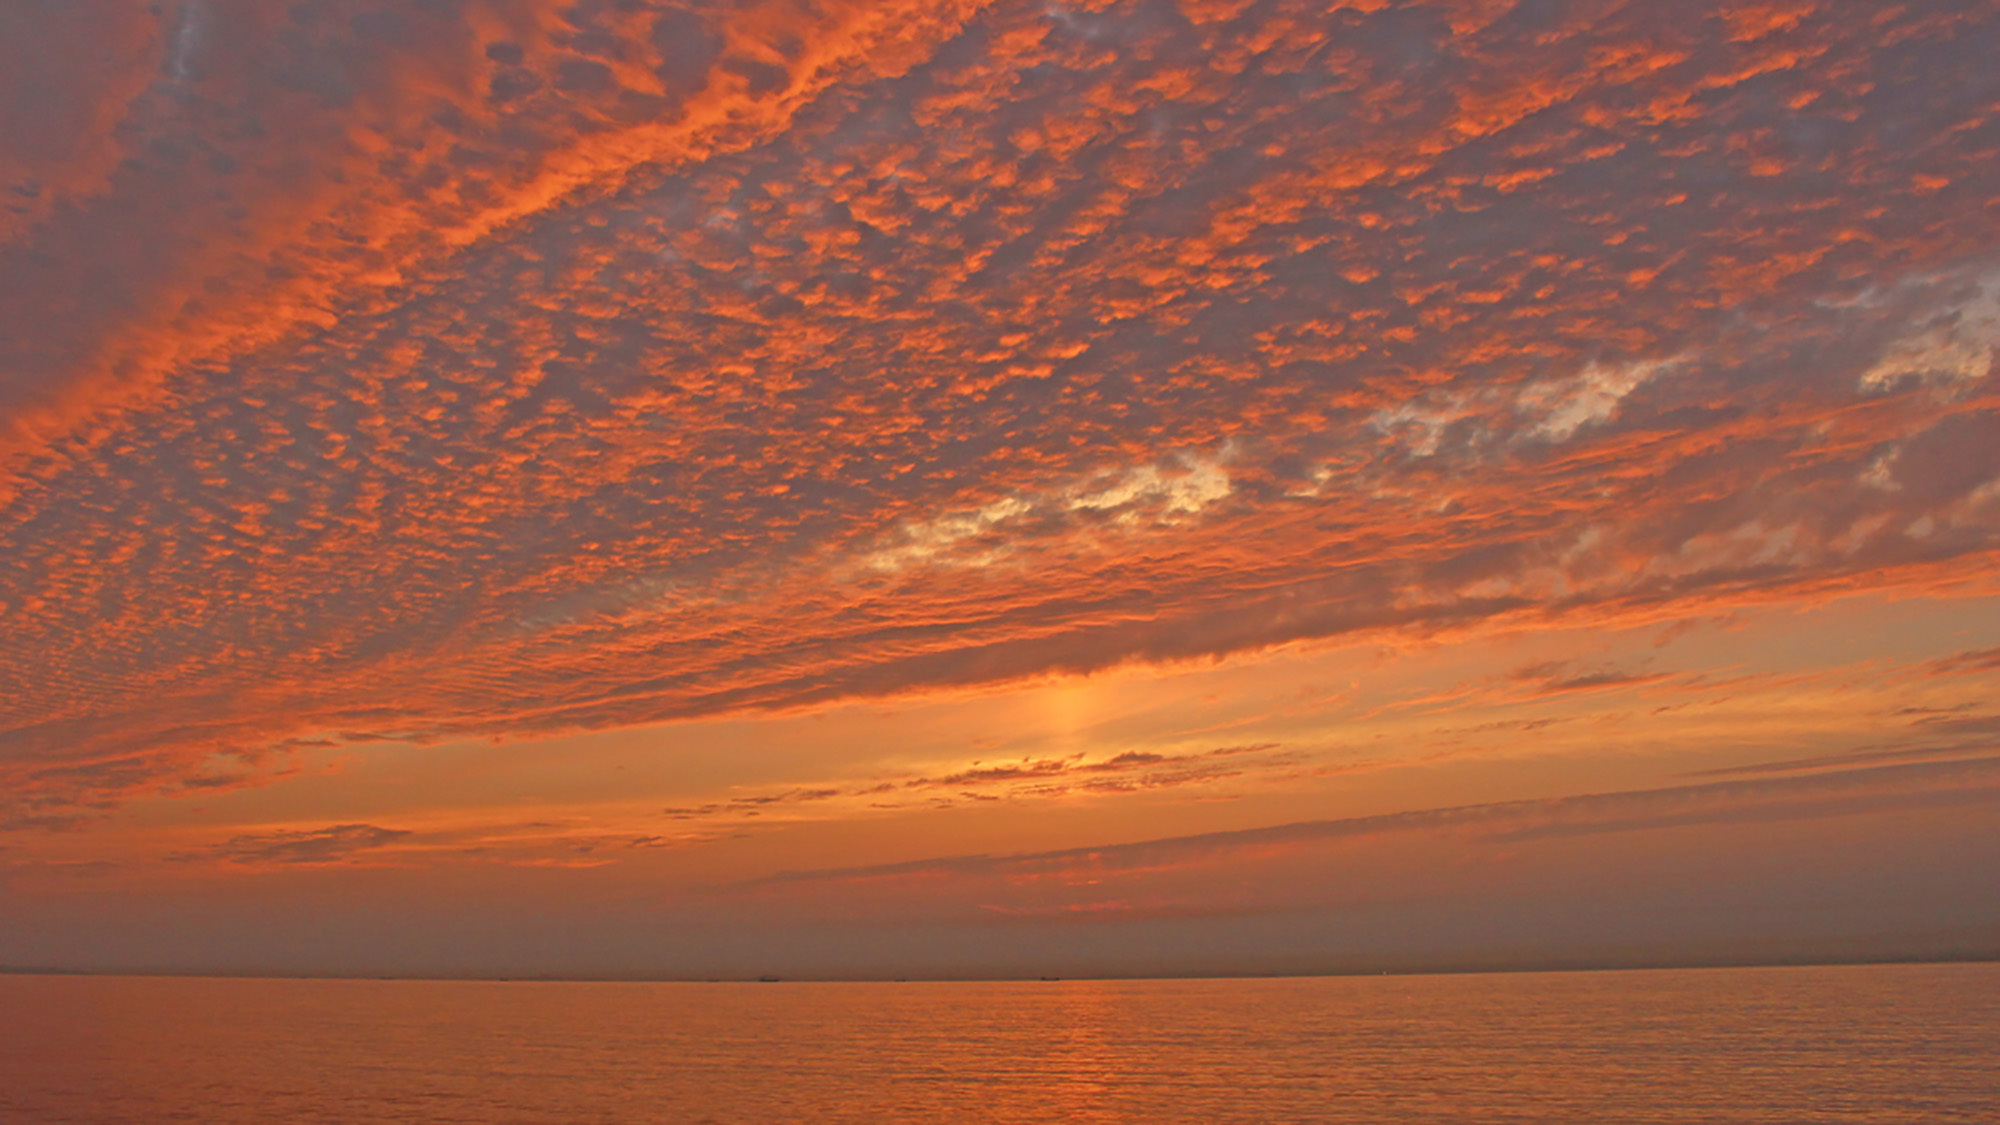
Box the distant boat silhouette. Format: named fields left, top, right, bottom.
left=757, top=975, right=782, bottom=983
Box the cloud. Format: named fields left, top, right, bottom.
left=1520, top=358, right=1680, bottom=442
left=0, top=0, right=160, bottom=244
left=0, top=0, right=988, bottom=495
left=4, top=0, right=2000, bottom=816
left=750, top=754, right=2000, bottom=892
left=208, top=823, right=412, bottom=865
left=1917, top=715, right=2000, bottom=737
left=1508, top=661, right=1674, bottom=697
left=1686, top=741, right=1999, bottom=779
left=1372, top=355, right=1686, bottom=455
left=1859, top=275, right=2000, bottom=393
left=651, top=741, right=1284, bottom=822
left=858, top=450, right=1233, bottom=573
left=1925, top=647, right=2000, bottom=677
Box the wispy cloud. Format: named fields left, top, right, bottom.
left=208, top=823, right=411, bottom=865
left=749, top=755, right=2000, bottom=893
left=654, top=741, right=1286, bottom=823
left=859, top=451, right=1233, bottom=573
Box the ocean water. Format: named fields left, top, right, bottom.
left=1, top=963, right=1994, bottom=1123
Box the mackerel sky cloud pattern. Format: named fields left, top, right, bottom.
left=2, top=1, right=1999, bottom=977
left=4, top=0, right=2000, bottom=820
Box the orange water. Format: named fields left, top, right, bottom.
left=3, top=963, right=1995, bottom=1123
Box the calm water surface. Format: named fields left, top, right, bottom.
left=2, top=963, right=1995, bottom=1123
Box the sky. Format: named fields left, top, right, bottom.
left=1, top=0, right=1997, bottom=980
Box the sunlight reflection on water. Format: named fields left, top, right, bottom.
left=2, top=963, right=1995, bottom=1123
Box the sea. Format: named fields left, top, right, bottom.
left=1, top=962, right=1994, bottom=1123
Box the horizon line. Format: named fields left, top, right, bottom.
left=6, top=951, right=1996, bottom=986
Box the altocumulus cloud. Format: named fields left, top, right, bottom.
left=1, top=0, right=1998, bottom=821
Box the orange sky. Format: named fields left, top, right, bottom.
left=2, top=0, right=1997, bottom=978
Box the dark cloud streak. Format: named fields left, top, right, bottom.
left=749, top=754, right=2000, bottom=891
left=207, top=823, right=412, bottom=865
